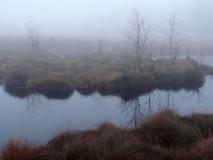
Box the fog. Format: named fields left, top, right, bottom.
left=0, top=0, right=212, bottom=40
left=0, top=0, right=212, bottom=55
left=1, top=1, right=213, bottom=151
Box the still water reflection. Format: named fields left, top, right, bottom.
left=0, top=75, right=213, bottom=146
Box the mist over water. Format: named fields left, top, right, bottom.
left=1, top=1, right=213, bottom=159
left=0, top=0, right=212, bottom=42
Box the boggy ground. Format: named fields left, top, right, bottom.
left=0, top=53, right=206, bottom=100
left=2, top=110, right=213, bottom=160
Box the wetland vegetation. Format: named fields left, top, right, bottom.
left=0, top=53, right=207, bottom=100
left=2, top=110, right=213, bottom=160
left=1, top=0, right=213, bottom=159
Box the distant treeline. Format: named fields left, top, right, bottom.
left=0, top=37, right=212, bottom=57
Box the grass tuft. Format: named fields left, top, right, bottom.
left=1, top=140, right=38, bottom=160
left=2, top=106, right=213, bottom=159
left=137, top=110, right=199, bottom=147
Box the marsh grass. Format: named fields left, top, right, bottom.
left=0, top=140, right=49, bottom=160
left=0, top=54, right=206, bottom=100
left=3, top=110, right=213, bottom=160
left=137, top=110, right=199, bottom=148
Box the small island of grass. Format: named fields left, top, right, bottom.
left=0, top=54, right=208, bottom=100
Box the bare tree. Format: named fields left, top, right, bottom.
left=126, top=11, right=152, bottom=71
left=25, top=20, right=40, bottom=56
left=164, top=8, right=181, bottom=59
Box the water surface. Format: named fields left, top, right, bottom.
left=0, top=56, right=213, bottom=146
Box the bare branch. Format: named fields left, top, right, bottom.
left=25, top=19, right=40, bottom=56
left=163, top=8, right=182, bottom=58
left=126, top=11, right=152, bottom=71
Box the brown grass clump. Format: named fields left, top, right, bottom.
left=47, top=131, right=75, bottom=151
left=27, top=77, right=74, bottom=99
left=4, top=70, right=27, bottom=89
left=47, top=131, right=109, bottom=160
left=180, top=114, right=213, bottom=138
left=1, top=140, right=41, bottom=160
left=96, top=122, right=118, bottom=132
left=137, top=110, right=199, bottom=148
left=56, top=143, right=107, bottom=160
left=47, top=122, right=139, bottom=159
left=98, top=72, right=156, bottom=100
left=193, top=135, right=213, bottom=160
left=183, top=69, right=204, bottom=89
left=4, top=70, right=30, bottom=98
left=73, top=74, right=97, bottom=95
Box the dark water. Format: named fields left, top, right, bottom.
left=0, top=55, right=213, bottom=146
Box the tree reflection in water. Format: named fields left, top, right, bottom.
left=120, top=89, right=192, bottom=126
left=25, top=94, right=45, bottom=114
left=122, top=87, right=202, bottom=126
left=121, top=93, right=155, bottom=126
left=22, top=88, right=202, bottom=126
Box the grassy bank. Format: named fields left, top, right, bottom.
left=2, top=110, right=213, bottom=160
left=0, top=54, right=205, bottom=99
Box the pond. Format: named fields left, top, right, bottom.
left=0, top=56, right=213, bottom=147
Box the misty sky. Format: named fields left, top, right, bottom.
left=0, top=0, right=212, bottom=41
